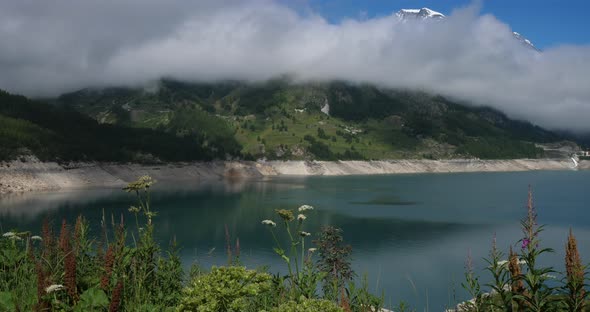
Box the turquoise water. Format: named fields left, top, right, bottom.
left=1, top=170, right=589, bottom=310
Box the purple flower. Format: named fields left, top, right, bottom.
left=522, top=238, right=530, bottom=249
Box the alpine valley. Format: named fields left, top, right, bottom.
left=0, top=9, right=581, bottom=164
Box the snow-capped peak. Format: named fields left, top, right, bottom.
left=397, top=7, right=445, bottom=19
left=512, top=32, right=539, bottom=51
left=396, top=7, right=538, bottom=51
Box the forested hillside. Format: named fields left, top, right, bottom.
left=0, top=79, right=569, bottom=162
left=55, top=79, right=564, bottom=161
left=0, top=90, right=241, bottom=162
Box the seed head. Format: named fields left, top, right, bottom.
left=276, top=209, right=295, bottom=222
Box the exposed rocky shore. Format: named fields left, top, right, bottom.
left=0, top=156, right=583, bottom=195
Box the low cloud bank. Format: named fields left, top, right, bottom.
left=1, top=1, right=589, bottom=131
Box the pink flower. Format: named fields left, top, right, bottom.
left=522, top=238, right=530, bottom=249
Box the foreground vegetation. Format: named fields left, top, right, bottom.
left=455, top=187, right=589, bottom=312
left=1, top=176, right=587, bottom=311
left=0, top=177, right=384, bottom=311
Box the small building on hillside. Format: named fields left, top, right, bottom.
left=576, top=151, right=590, bottom=157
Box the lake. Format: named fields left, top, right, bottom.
left=1, top=170, right=589, bottom=311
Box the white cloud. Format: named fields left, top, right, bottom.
left=0, top=1, right=589, bottom=131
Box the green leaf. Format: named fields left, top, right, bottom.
left=0, top=292, right=16, bottom=312
left=76, top=287, right=109, bottom=310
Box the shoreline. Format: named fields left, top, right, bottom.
left=0, top=157, right=585, bottom=195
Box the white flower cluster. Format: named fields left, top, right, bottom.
left=496, top=259, right=527, bottom=267
left=261, top=220, right=277, bottom=227
left=297, top=214, right=306, bottom=221
left=45, top=284, right=65, bottom=294
left=298, top=205, right=314, bottom=212
left=2, top=232, right=15, bottom=238
left=31, top=235, right=43, bottom=241
left=300, top=231, right=311, bottom=237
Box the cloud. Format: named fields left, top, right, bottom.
left=1, top=1, right=589, bottom=131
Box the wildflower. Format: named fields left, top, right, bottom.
left=276, top=209, right=295, bottom=222
left=65, top=252, right=77, bottom=300
left=298, top=205, right=314, bottom=212
left=58, top=219, right=69, bottom=253
left=31, top=235, right=43, bottom=241
left=9, top=236, right=22, bottom=241
left=128, top=206, right=141, bottom=213
left=109, top=280, right=123, bottom=312
left=261, top=220, right=277, bottom=227
left=45, top=284, right=65, bottom=294
left=101, top=246, right=115, bottom=290
left=565, top=228, right=585, bottom=306
left=521, top=238, right=530, bottom=249
left=74, top=215, right=83, bottom=245
left=496, top=259, right=525, bottom=267
left=123, top=175, right=155, bottom=192
left=521, top=186, right=537, bottom=246
left=297, top=214, right=306, bottom=222
left=308, top=248, right=317, bottom=253
left=300, top=231, right=311, bottom=237
left=2, top=232, right=15, bottom=238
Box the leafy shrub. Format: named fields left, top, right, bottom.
left=177, top=266, right=272, bottom=312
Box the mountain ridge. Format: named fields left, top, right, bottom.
left=50, top=79, right=573, bottom=161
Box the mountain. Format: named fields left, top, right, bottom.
left=396, top=8, right=445, bottom=20
left=396, top=7, right=539, bottom=51
left=51, top=79, right=568, bottom=161
left=0, top=89, right=241, bottom=162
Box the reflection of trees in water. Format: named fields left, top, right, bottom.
left=0, top=189, right=123, bottom=219
left=1, top=180, right=481, bottom=263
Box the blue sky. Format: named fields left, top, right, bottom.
left=307, top=0, right=589, bottom=49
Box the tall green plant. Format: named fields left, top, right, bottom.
left=513, top=187, right=556, bottom=312
left=563, top=229, right=588, bottom=312
left=262, top=205, right=321, bottom=299
left=461, top=249, right=487, bottom=312
left=484, top=235, right=513, bottom=311
left=314, top=226, right=354, bottom=301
